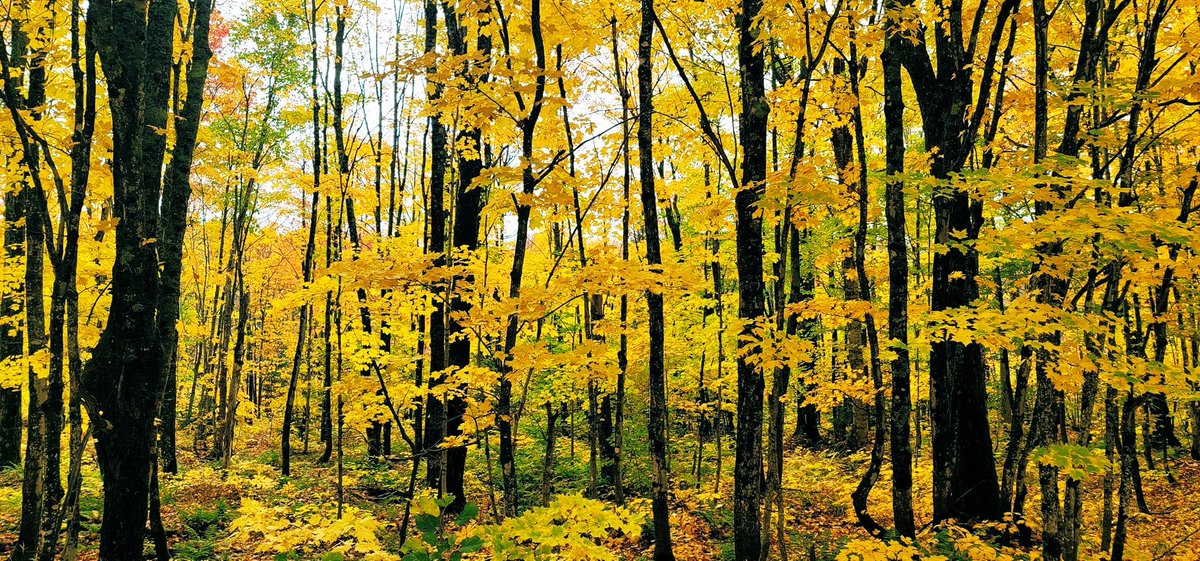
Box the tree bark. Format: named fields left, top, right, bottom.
left=638, top=4, right=675, bottom=556
left=496, top=0, right=550, bottom=518
left=440, top=0, right=491, bottom=513
left=284, top=0, right=324, bottom=476
left=882, top=11, right=914, bottom=536
left=889, top=0, right=1017, bottom=523
left=0, top=180, right=21, bottom=468
left=609, top=14, right=632, bottom=504
left=421, top=0, right=451, bottom=495
left=541, top=403, right=559, bottom=505
left=80, top=0, right=213, bottom=555
left=733, top=0, right=769, bottom=555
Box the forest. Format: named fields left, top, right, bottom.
left=0, top=0, right=1199, bottom=558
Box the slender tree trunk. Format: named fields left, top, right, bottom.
left=41, top=3, right=97, bottom=547
left=319, top=195, right=336, bottom=464
left=497, top=0, right=550, bottom=518
left=882, top=13, right=914, bottom=536
left=16, top=151, right=52, bottom=561
left=0, top=183, right=21, bottom=468
left=637, top=5, right=674, bottom=556
left=283, top=205, right=319, bottom=474
left=609, top=14, right=632, bottom=504
left=1101, top=385, right=1118, bottom=551
left=421, top=0, right=451, bottom=497
left=541, top=403, right=559, bottom=505
left=844, top=44, right=887, bottom=538
left=440, top=0, right=490, bottom=513
left=3, top=16, right=58, bottom=560
left=284, top=0, right=325, bottom=476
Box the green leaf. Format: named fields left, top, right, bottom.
left=455, top=503, right=479, bottom=526
left=415, top=513, right=440, bottom=535
left=401, top=537, right=424, bottom=553
left=460, top=536, right=484, bottom=553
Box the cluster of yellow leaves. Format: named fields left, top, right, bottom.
left=837, top=538, right=929, bottom=561
left=228, top=498, right=399, bottom=561
left=837, top=529, right=1015, bottom=561
left=479, top=494, right=643, bottom=560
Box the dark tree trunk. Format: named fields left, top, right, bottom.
left=40, top=5, right=98, bottom=545
left=733, top=0, right=768, bottom=556
left=0, top=185, right=20, bottom=469
left=319, top=196, right=336, bottom=465
left=0, top=174, right=25, bottom=472
left=1101, top=385, right=1119, bottom=551
left=606, top=15, right=632, bottom=503
left=496, top=0, right=549, bottom=518
left=541, top=403, right=559, bottom=505
left=157, top=0, right=210, bottom=480
left=890, top=0, right=1017, bottom=524
left=790, top=235, right=819, bottom=445
left=927, top=201, right=1000, bottom=524
left=841, top=43, right=887, bottom=538
left=882, top=12, right=914, bottom=536
left=284, top=0, right=325, bottom=477
left=1029, top=0, right=1067, bottom=553
left=17, top=151, right=54, bottom=561
left=314, top=1, right=334, bottom=468
left=1, top=18, right=61, bottom=561
left=420, top=0, right=451, bottom=496
left=80, top=0, right=213, bottom=556
left=1111, top=393, right=1145, bottom=561
left=637, top=4, right=674, bottom=557
left=283, top=190, right=319, bottom=475
left=438, top=0, right=490, bottom=514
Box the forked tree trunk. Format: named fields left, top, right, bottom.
left=80, top=0, right=213, bottom=556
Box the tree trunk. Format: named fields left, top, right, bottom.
left=733, top=0, right=769, bottom=556
left=843, top=44, right=887, bottom=538
left=421, top=0, right=451, bottom=495
left=608, top=14, right=632, bottom=504
left=890, top=0, right=1016, bottom=523
left=282, top=194, right=319, bottom=475
left=79, top=0, right=214, bottom=552
left=541, top=403, right=559, bottom=505
left=637, top=4, right=674, bottom=556
left=882, top=13, right=914, bottom=536
left=0, top=184, right=20, bottom=469
left=2, top=16, right=60, bottom=560
left=283, top=0, right=325, bottom=477
left=440, top=0, right=490, bottom=513
left=319, top=194, right=336, bottom=464
left=497, top=0, right=550, bottom=518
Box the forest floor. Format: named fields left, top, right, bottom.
left=1, top=432, right=1199, bottom=560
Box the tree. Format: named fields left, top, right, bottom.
left=889, top=0, right=1017, bottom=523
left=733, top=0, right=769, bottom=556
left=637, top=0, right=674, bottom=557
left=80, top=0, right=213, bottom=556
left=882, top=0, right=914, bottom=537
